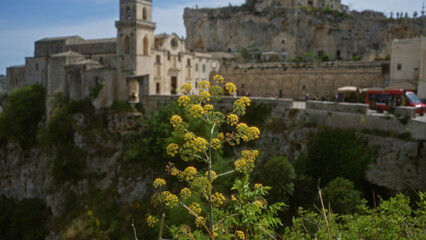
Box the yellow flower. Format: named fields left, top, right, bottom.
left=255, top=200, right=263, bottom=208
left=236, top=230, right=245, bottom=240
left=153, top=178, right=167, bottom=188
left=213, top=75, right=224, bottom=83
left=192, top=137, right=208, bottom=152
left=205, top=170, right=217, bottom=179
left=217, top=132, right=224, bottom=140
left=178, top=95, right=191, bottom=106
left=170, top=115, right=183, bottom=128
left=231, top=195, right=237, bottom=201
left=254, top=183, right=263, bottom=190
left=199, top=80, right=210, bottom=90
left=195, top=216, right=206, bottom=228
left=166, top=143, right=179, bottom=157
left=234, top=159, right=247, bottom=171
left=180, top=188, right=192, bottom=199
left=248, top=127, right=260, bottom=140
left=190, top=105, right=204, bottom=118
left=212, top=192, right=225, bottom=207
left=199, top=90, right=211, bottom=102
left=147, top=215, right=158, bottom=228
left=189, top=202, right=202, bottom=215
left=203, top=104, right=214, bottom=112
left=227, top=114, right=239, bottom=126
left=181, top=83, right=192, bottom=94
left=161, top=191, right=179, bottom=208
left=183, top=166, right=198, bottom=181
left=225, top=82, right=237, bottom=94
left=211, top=138, right=221, bottom=150
left=184, top=133, right=194, bottom=141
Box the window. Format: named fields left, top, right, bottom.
left=397, top=64, right=402, bottom=71
left=202, top=64, right=206, bottom=72
left=195, top=63, right=198, bottom=72
left=143, top=36, right=148, bottom=55
left=178, top=53, right=181, bottom=62
left=167, top=51, right=171, bottom=61
left=99, top=57, right=104, bottom=64
left=156, top=83, right=160, bottom=94
left=308, top=0, right=313, bottom=6
left=281, top=39, right=285, bottom=44
left=142, top=7, right=147, bottom=20
left=187, top=59, right=191, bottom=67
left=124, top=36, right=130, bottom=54
left=35, top=63, right=39, bottom=71
left=156, top=55, right=161, bottom=64
left=127, top=7, right=132, bottom=20
left=171, top=38, right=178, bottom=49
left=302, top=85, right=306, bottom=91
left=336, top=50, right=341, bottom=58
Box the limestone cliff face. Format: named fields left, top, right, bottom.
left=184, top=6, right=425, bottom=60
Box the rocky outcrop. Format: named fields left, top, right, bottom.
left=184, top=6, right=425, bottom=60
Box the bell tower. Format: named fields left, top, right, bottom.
left=116, top=0, right=156, bottom=75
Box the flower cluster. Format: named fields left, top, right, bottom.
left=227, top=114, right=239, bottom=126
left=213, top=75, right=224, bottom=84
left=147, top=215, right=158, bottom=228
left=199, top=90, right=211, bottom=102
left=205, top=170, right=217, bottom=179
left=192, top=137, right=208, bottom=152
left=189, top=202, right=202, bottom=215
left=211, top=138, right=221, bottom=150
left=254, top=183, right=263, bottom=190
left=154, top=178, right=166, bottom=189
left=236, top=230, right=245, bottom=240
left=254, top=200, right=263, bottom=208
left=178, top=95, right=191, bottom=106
left=236, top=123, right=260, bottom=142
left=170, top=115, right=183, bottom=128
left=190, top=105, right=204, bottom=118
left=198, top=80, right=210, bottom=90
left=212, top=192, right=225, bottom=207
left=203, top=104, right=214, bottom=112
left=180, top=188, right=192, bottom=199
left=166, top=143, right=179, bottom=157
left=233, top=97, right=251, bottom=115
left=225, top=82, right=237, bottom=95
left=183, top=166, right=198, bottom=181
left=181, top=83, right=192, bottom=94
left=234, top=150, right=259, bottom=174
left=161, top=191, right=179, bottom=208
left=195, top=216, right=206, bottom=228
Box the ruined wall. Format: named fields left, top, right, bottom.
left=184, top=6, right=425, bottom=60
left=219, top=61, right=386, bottom=99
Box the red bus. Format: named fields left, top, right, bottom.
left=366, top=89, right=425, bottom=115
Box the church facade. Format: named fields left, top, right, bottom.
left=6, top=0, right=220, bottom=108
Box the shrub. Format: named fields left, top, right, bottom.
left=322, top=177, right=362, bottom=214
left=0, top=84, right=45, bottom=148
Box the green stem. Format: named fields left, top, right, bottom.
left=208, top=123, right=216, bottom=238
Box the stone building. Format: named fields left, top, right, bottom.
left=390, top=37, right=426, bottom=99
left=6, top=0, right=220, bottom=108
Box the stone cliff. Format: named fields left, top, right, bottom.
left=184, top=5, right=425, bottom=60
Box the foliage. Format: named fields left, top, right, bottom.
left=0, top=197, right=48, bottom=240
left=89, top=83, right=103, bottom=100
left=283, top=193, right=426, bottom=239
left=147, top=76, right=285, bottom=239
left=236, top=43, right=262, bottom=62
left=0, top=84, right=45, bottom=148
left=298, top=128, right=371, bottom=187
left=322, top=177, right=362, bottom=214
left=259, top=156, right=296, bottom=204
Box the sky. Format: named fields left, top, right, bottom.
left=0, top=0, right=424, bottom=75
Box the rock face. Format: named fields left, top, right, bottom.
left=184, top=5, right=425, bottom=60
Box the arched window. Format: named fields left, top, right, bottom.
left=124, top=36, right=130, bottom=54
left=127, top=7, right=132, bottom=20
left=143, top=36, right=148, bottom=55
left=142, top=7, right=147, bottom=20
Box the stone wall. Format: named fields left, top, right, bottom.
left=219, top=61, right=386, bottom=100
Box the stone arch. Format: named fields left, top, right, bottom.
left=124, top=36, right=130, bottom=54
left=143, top=36, right=148, bottom=55
left=142, top=7, right=147, bottom=20
left=129, top=79, right=139, bottom=103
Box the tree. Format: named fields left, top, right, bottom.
left=236, top=43, right=262, bottom=63
left=322, top=177, right=362, bottom=214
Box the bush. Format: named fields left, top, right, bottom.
left=0, top=84, right=45, bottom=148
left=9, top=198, right=48, bottom=240
left=259, top=156, right=296, bottom=203
left=322, top=177, right=362, bottom=214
